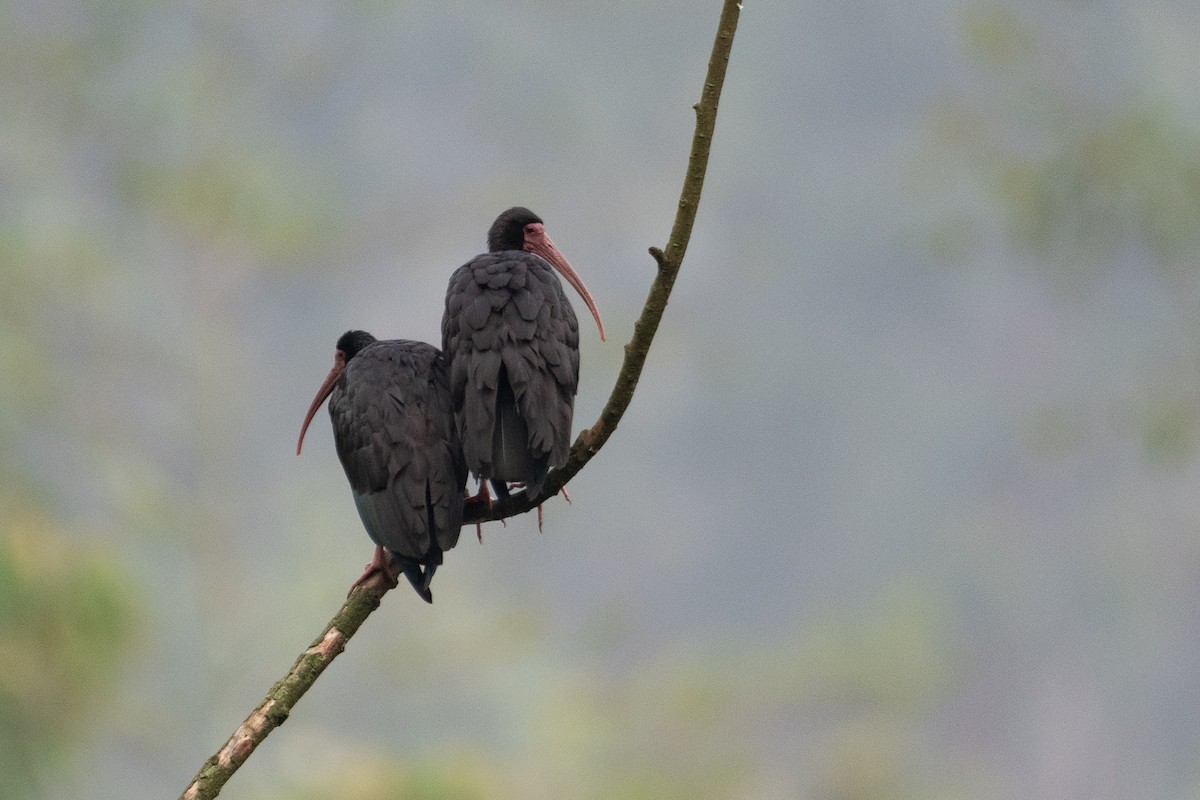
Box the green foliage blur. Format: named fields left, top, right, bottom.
left=0, top=514, right=134, bottom=800
left=946, top=7, right=1200, bottom=279
left=932, top=4, right=1200, bottom=464
left=261, top=583, right=953, bottom=800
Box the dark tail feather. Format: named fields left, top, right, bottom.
left=525, top=459, right=550, bottom=496
left=401, top=562, right=434, bottom=603
left=492, top=370, right=535, bottom=482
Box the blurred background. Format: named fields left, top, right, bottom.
left=4, top=0, right=1200, bottom=798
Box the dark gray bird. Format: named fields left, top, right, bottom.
left=442, top=208, right=604, bottom=522
left=297, top=331, right=467, bottom=602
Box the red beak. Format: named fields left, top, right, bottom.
left=524, top=223, right=606, bottom=342
left=296, top=350, right=347, bottom=456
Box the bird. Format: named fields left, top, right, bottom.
left=442, top=207, right=605, bottom=528
left=297, top=330, right=467, bottom=603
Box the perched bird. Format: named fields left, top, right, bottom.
left=442, top=207, right=605, bottom=526
left=298, top=330, right=466, bottom=602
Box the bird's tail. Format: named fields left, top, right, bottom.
left=401, top=562, right=434, bottom=604
left=491, top=370, right=535, bottom=482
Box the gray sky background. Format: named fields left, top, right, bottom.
left=5, top=2, right=1200, bottom=798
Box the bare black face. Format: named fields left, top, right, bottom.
left=298, top=330, right=377, bottom=455
left=480, top=206, right=606, bottom=341
left=487, top=207, right=543, bottom=253
left=336, top=330, right=377, bottom=360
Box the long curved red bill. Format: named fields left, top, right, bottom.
left=524, top=224, right=606, bottom=342
left=296, top=350, right=347, bottom=455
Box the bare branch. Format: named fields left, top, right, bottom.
left=180, top=3, right=742, bottom=796
left=181, top=572, right=394, bottom=800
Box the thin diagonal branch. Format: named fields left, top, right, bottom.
left=181, top=572, right=395, bottom=800
left=180, top=4, right=741, bottom=797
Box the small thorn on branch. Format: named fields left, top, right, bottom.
left=649, top=246, right=667, bottom=270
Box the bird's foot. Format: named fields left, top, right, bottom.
left=464, top=481, right=493, bottom=542
left=542, top=486, right=569, bottom=528
left=467, top=480, right=494, bottom=509
left=347, top=545, right=400, bottom=596
left=503, top=481, right=559, bottom=532
left=475, top=517, right=507, bottom=543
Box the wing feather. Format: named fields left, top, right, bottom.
left=442, top=252, right=582, bottom=489
left=329, top=341, right=465, bottom=562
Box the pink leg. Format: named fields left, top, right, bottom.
left=347, top=545, right=400, bottom=596
left=466, top=480, right=493, bottom=542
left=535, top=484, right=572, bottom=530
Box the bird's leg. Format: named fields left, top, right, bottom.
left=347, top=545, right=401, bottom=596
left=541, top=486, right=570, bottom=529
left=505, top=481, right=555, bottom=532
left=466, top=480, right=493, bottom=542
left=506, top=481, right=567, bottom=531
left=467, top=479, right=493, bottom=507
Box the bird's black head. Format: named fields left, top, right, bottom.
left=336, top=330, right=377, bottom=360
left=487, top=207, right=543, bottom=252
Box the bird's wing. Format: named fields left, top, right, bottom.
left=442, top=253, right=580, bottom=477
left=504, top=257, right=579, bottom=469
left=329, top=341, right=464, bottom=560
